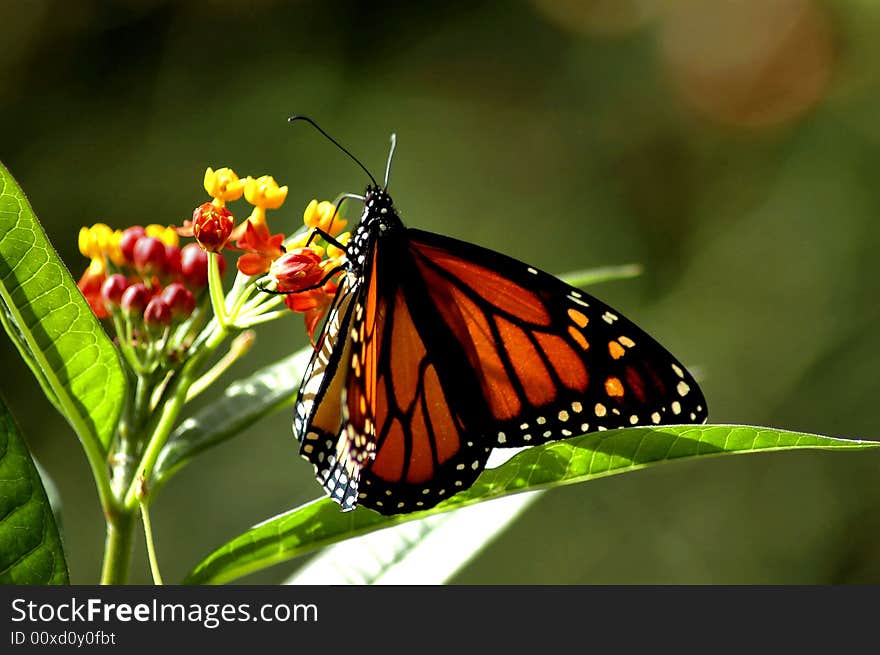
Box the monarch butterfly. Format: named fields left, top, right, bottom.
left=288, top=117, right=707, bottom=516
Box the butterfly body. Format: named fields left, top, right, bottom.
left=293, top=185, right=707, bottom=515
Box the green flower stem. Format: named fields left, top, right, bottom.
left=207, top=252, right=227, bottom=326
left=133, top=374, right=151, bottom=420
left=235, top=309, right=290, bottom=328
left=140, top=501, right=164, bottom=585
left=110, top=313, right=142, bottom=373
left=226, top=276, right=258, bottom=320
left=239, top=292, right=285, bottom=317
left=99, top=510, right=135, bottom=585
left=186, top=330, right=255, bottom=402
left=121, top=324, right=229, bottom=510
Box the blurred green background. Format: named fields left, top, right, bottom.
left=2, top=0, right=879, bottom=584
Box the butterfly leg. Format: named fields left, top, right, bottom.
left=304, top=227, right=348, bottom=252
left=256, top=264, right=347, bottom=295
left=302, top=192, right=363, bottom=250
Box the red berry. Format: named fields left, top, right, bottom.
left=101, top=274, right=129, bottom=307
left=119, top=226, right=146, bottom=263
left=164, top=245, right=182, bottom=278
left=180, top=243, right=208, bottom=289
left=120, top=283, right=150, bottom=316
left=144, top=297, right=172, bottom=327
left=160, top=282, right=196, bottom=320
left=133, top=236, right=166, bottom=275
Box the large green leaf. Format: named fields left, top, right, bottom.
left=184, top=424, right=879, bottom=584
left=0, top=396, right=68, bottom=584
left=0, top=163, right=126, bottom=459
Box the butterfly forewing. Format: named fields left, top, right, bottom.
left=407, top=229, right=708, bottom=446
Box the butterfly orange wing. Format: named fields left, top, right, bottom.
left=406, top=230, right=707, bottom=446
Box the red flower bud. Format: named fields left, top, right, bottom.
left=269, top=248, right=325, bottom=292
left=160, top=282, right=196, bottom=320
left=192, top=202, right=234, bottom=253
left=121, top=283, right=150, bottom=316
left=164, top=245, right=182, bottom=278
left=119, top=226, right=146, bottom=263
left=181, top=242, right=208, bottom=289
left=181, top=243, right=225, bottom=290
left=133, top=236, right=167, bottom=275
left=144, top=297, right=173, bottom=327
left=101, top=274, right=129, bottom=307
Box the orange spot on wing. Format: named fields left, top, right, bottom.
left=371, top=418, right=405, bottom=482
left=535, top=332, right=588, bottom=392
left=568, top=326, right=590, bottom=350
left=496, top=316, right=555, bottom=406
left=605, top=376, right=624, bottom=398
left=609, top=340, right=625, bottom=360
left=567, top=308, right=589, bottom=328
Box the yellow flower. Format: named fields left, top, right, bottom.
left=244, top=175, right=287, bottom=210
left=204, top=167, right=244, bottom=206
left=87, top=257, right=105, bottom=276
left=243, top=175, right=288, bottom=234
left=145, top=224, right=179, bottom=248
left=303, top=199, right=346, bottom=237
left=326, top=231, right=350, bottom=259
left=106, top=230, right=125, bottom=266
left=78, top=223, right=114, bottom=259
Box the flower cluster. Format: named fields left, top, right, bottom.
left=77, top=222, right=226, bottom=372
left=186, top=167, right=350, bottom=338
left=76, top=165, right=351, bottom=364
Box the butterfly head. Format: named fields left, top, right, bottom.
left=364, top=185, right=395, bottom=215
left=362, top=185, right=402, bottom=231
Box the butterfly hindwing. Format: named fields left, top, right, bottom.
left=330, top=228, right=493, bottom=514
left=292, top=275, right=363, bottom=508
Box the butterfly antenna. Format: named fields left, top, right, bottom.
left=327, top=192, right=365, bottom=236
left=384, top=133, right=397, bottom=190
left=288, top=115, right=378, bottom=187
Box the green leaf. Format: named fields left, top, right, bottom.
left=184, top=424, right=879, bottom=584
left=0, top=395, right=69, bottom=584
left=152, top=348, right=312, bottom=487
left=0, top=163, right=126, bottom=459
left=562, top=263, right=643, bottom=288
left=285, top=491, right=541, bottom=584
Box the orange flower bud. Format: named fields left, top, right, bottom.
left=192, top=202, right=234, bottom=253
